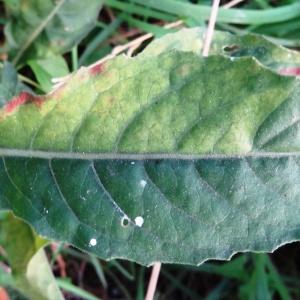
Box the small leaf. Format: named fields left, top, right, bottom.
left=0, top=268, right=14, bottom=287
left=0, top=213, right=63, bottom=300
left=28, top=55, right=69, bottom=92
left=0, top=62, right=30, bottom=106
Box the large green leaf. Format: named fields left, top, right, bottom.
left=3, top=0, right=103, bottom=61
left=1, top=29, right=300, bottom=266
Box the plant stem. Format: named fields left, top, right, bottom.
left=105, top=0, right=174, bottom=21
left=131, top=0, right=300, bottom=25
left=145, top=262, right=162, bottom=300
left=72, top=46, right=78, bottom=71
left=79, top=16, right=122, bottom=66
left=223, top=0, right=245, bottom=9
left=202, top=0, right=220, bottom=57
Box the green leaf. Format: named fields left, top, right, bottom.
left=28, top=55, right=69, bottom=92
left=239, top=254, right=272, bottom=300
left=56, top=278, right=102, bottom=300
left=3, top=0, right=103, bottom=62
left=0, top=62, right=30, bottom=106
left=1, top=29, right=300, bottom=266
left=0, top=267, right=14, bottom=287
left=0, top=213, right=64, bottom=300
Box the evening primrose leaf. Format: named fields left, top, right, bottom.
left=0, top=29, right=300, bottom=266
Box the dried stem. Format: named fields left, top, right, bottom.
left=51, top=243, right=67, bottom=277
left=202, top=0, right=221, bottom=57
left=97, top=20, right=183, bottom=62
left=223, top=0, right=245, bottom=9
left=52, top=20, right=183, bottom=89
left=145, top=262, right=162, bottom=300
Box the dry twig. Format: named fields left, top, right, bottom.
left=202, top=0, right=221, bottom=56
left=223, top=0, right=245, bottom=9
left=145, top=262, right=162, bottom=300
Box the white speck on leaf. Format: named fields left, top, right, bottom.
left=131, top=161, right=135, bottom=165
left=135, top=216, right=144, bottom=227
left=89, top=238, right=97, bottom=247
left=140, top=180, right=147, bottom=188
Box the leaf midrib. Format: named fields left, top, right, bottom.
left=0, top=148, right=299, bottom=160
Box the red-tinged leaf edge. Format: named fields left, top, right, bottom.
left=4, top=92, right=43, bottom=114
left=279, top=67, right=300, bottom=76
